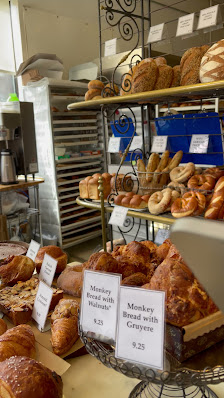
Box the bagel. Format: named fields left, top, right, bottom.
left=170, top=162, right=195, bottom=183
left=183, top=191, right=206, bottom=216
left=85, top=89, right=102, bottom=101
left=148, top=188, right=172, bottom=215
left=187, top=174, right=216, bottom=192
left=88, top=79, right=105, bottom=90
left=167, top=181, right=186, bottom=195
left=171, top=196, right=198, bottom=218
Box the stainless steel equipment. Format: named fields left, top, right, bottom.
left=0, top=102, right=38, bottom=182
left=0, top=149, right=17, bottom=184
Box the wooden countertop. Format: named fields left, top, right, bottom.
left=0, top=177, right=44, bottom=192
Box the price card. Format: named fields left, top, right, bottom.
left=108, top=137, right=121, bottom=153
left=39, top=253, right=57, bottom=287
left=197, top=5, right=218, bottom=30
left=80, top=270, right=121, bottom=343
left=155, top=229, right=170, bottom=245
left=151, top=136, right=167, bottom=153
left=105, top=38, right=117, bottom=57
left=109, top=206, right=128, bottom=227
left=115, top=286, right=165, bottom=369
left=26, top=239, right=40, bottom=261
left=147, top=23, right=164, bottom=43
left=176, top=13, right=194, bottom=37
left=129, top=136, right=143, bottom=152
left=32, top=281, right=53, bottom=331
left=189, top=134, right=209, bottom=154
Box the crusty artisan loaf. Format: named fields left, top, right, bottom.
left=154, top=65, right=173, bottom=90
left=148, top=258, right=218, bottom=327
left=132, top=58, right=158, bottom=93
left=120, top=65, right=137, bottom=96
left=205, top=176, right=224, bottom=219
left=171, top=65, right=181, bottom=87
left=57, top=264, right=83, bottom=297
left=0, top=255, right=35, bottom=286
left=200, top=39, right=224, bottom=83
left=0, top=356, right=63, bottom=398
left=180, top=45, right=209, bottom=86
left=35, top=245, right=67, bottom=274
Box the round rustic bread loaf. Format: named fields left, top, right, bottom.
left=200, top=39, right=224, bottom=83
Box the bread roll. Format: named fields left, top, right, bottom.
left=180, top=45, right=209, bottom=86
left=84, top=252, right=119, bottom=274
left=57, top=265, right=83, bottom=297
left=85, top=89, right=102, bottom=101
left=88, top=79, right=104, bottom=90
left=0, top=356, right=63, bottom=398
left=132, top=58, right=158, bottom=93
left=200, top=39, right=224, bottom=83
left=35, top=246, right=67, bottom=274
left=0, top=255, right=35, bottom=286
left=154, top=65, right=173, bottom=90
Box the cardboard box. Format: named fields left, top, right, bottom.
left=165, top=311, right=224, bottom=362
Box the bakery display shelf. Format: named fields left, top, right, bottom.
left=54, top=140, right=98, bottom=147
left=60, top=205, right=83, bottom=214
left=62, top=230, right=102, bottom=249
left=62, top=221, right=102, bottom=238
left=53, top=126, right=97, bottom=132
left=54, top=133, right=98, bottom=140
left=56, top=154, right=103, bottom=164
left=57, top=167, right=101, bottom=179
left=76, top=196, right=175, bottom=225
left=53, top=119, right=97, bottom=125
left=56, top=160, right=102, bottom=171
left=68, top=80, right=224, bottom=111
left=61, top=215, right=101, bottom=232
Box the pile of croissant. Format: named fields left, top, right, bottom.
left=0, top=322, right=63, bottom=397
left=57, top=239, right=218, bottom=328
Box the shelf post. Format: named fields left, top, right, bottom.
left=98, top=176, right=107, bottom=252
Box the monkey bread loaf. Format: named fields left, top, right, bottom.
left=200, top=40, right=224, bottom=83
left=180, top=45, right=209, bottom=86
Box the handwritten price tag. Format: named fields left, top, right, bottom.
left=147, top=23, right=164, bottom=43
left=115, top=286, right=165, bottom=369
left=109, top=206, right=128, bottom=227
left=197, top=5, right=218, bottom=30
left=151, top=136, right=167, bottom=153
left=176, top=13, right=194, bottom=36
left=189, top=134, right=209, bottom=154
left=108, top=137, right=121, bottom=153
left=26, top=239, right=40, bottom=261
left=32, top=281, right=53, bottom=331
left=155, top=229, right=170, bottom=245
left=129, top=136, right=143, bottom=152
left=80, top=270, right=121, bottom=343
left=39, top=253, right=57, bottom=287
left=105, top=38, right=117, bottom=57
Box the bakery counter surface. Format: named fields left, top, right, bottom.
left=76, top=196, right=175, bottom=225
left=0, top=176, right=44, bottom=192
left=62, top=354, right=224, bottom=397
left=68, top=80, right=224, bottom=111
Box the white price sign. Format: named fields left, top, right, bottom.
left=80, top=270, right=121, bottom=342
left=26, top=239, right=40, bottom=261
left=39, top=253, right=57, bottom=287
left=109, top=206, right=128, bottom=227
left=129, top=136, right=143, bottom=152
left=151, top=136, right=168, bottom=153
left=147, top=23, right=164, bottom=43
left=108, top=137, right=121, bottom=153
left=189, top=134, right=209, bottom=154
left=176, top=13, right=194, bottom=37
left=105, top=38, right=117, bottom=57
left=32, top=281, right=53, bottom=330
left=197, top=5, right=218, bottom=30
left=155, top=229, right=170, bottom=245
left=115, top=286, right=165, bottom=369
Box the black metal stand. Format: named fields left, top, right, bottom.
left=129, top=382, right=217, bottom=398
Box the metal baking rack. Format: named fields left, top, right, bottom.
left=68, top=1, right=224, bottom=396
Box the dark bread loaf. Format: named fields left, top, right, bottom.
left=180, top=45, right=209, bottom=86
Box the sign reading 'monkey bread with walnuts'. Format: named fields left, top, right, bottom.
left=115, top=286, right=165, bottom=370
left=80, top=270, right=121, bottom=343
